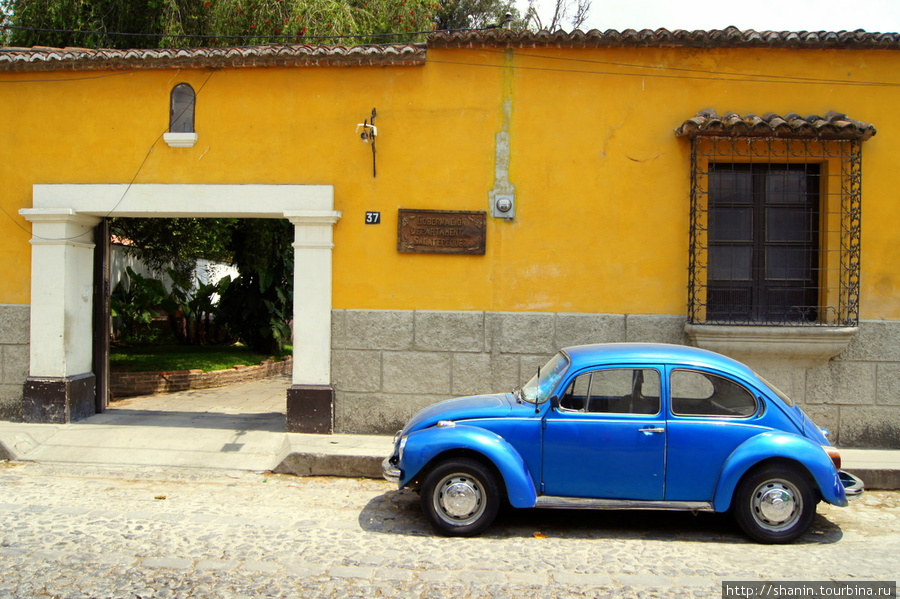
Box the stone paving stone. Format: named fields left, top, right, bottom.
left=375, top=567, right=414, bottom=582
left=239, top=561, right=281, bottom=573
left=506, top=572, right=550, bottom=586
left=417, top=569, right=455, bottom=583
left=552, top=572, right=615, bottom=586
left=141, top=557, right=193, bottom=570
left=0, top=462, right=897, bottom=599
left=283, top=563, right=328, bottom=577
left=52, top=506, right=92, bottom=515
left=195, top=559, right=239, bottom=571
left=617, top=573, right=671, bottom=587
left=328, top=565, right=374, bottom=579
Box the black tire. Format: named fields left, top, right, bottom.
left=420, top=458, right=500, bottom=537
left=732, top=464, right=816, bottom=544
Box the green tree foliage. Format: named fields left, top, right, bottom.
left=435, top=0, right=520, bottom=31
left=204, top=0, right=444, bottom=46
left=111, top=217, right=235, bottom=287
left=111, top=219, right=294, bottom=354
left=0, top=0, right=471, bottom=48
left=110, top=266, right=175, bottom=344
left=1, top=0, right=529, bottom=49
left=216, top=219, right=295, bottom=355
left=1, top=0, right=209, bottom=48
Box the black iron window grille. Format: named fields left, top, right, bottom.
left=681, top=124, right=867, bottom=326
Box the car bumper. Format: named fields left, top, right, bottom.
left=839, top=470, right=864, bottom=497
left=382, top=456, right=401, bottom=484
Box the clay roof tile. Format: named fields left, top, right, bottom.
left=675, top=109, right=876, bottom=140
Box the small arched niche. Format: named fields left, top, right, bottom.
left=164, top=83, right=198, bottom=148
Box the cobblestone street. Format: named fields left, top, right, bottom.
left=0, top=461, right=897, bottom=598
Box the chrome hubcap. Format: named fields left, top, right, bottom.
left=751, top=479, right=801, bottom=531
left=434, top=474, right=484, bottom=524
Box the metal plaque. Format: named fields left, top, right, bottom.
left=398, top=209, right=486, bottom=255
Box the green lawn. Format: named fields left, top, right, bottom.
left=109, top=344, right=290, bottom=373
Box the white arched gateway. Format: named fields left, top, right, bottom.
left=20, top=184, right=340, bottom=433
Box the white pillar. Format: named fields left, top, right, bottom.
left=19, top=209, right=100, bottom=378
left=286, top=211, right=341, bottom=386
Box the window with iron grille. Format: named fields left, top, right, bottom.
left=707, top=162, right=820, bottom=323
left=676, top=111, right=875, bottom=327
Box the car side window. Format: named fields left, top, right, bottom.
left=670, top=370, right=757, bottom=417
left=560, top=368, right=660, bottom=415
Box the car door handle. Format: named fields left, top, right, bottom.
left=638, top=426, right=665, bottom=435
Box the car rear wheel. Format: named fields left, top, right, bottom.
left=421, top=458, right=500, bottom=537
left=732, top=464, right=816, bottom=544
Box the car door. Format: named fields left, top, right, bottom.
left=664, top=367, right=765, bottom=501
left=541, top=366, right=666, bottom=500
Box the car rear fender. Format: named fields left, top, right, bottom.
left=400, top=424, right=538, bottom=508
left=712, top=432, right=846, bottom=512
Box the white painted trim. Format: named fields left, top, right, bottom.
left=163, top=132, right=198, bottom=148
left=286, top=211, right=342, bottom=250
left=32, top=184, right=335, bottom=218
left=19, top=210, right=101, bottom=377
left=685, top=324, right=858, bottom=366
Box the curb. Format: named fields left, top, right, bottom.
left=0, top=439, right=14, bottom=462
left=272, top=456, right=900, bottom=490
left=845, top=467, right=900, bottom=491
left=274, top=453, right=384, bottom=479
left=271, top=433, right=392, bottom=480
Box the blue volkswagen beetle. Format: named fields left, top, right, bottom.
left=382, top=343, right=863, bottom=543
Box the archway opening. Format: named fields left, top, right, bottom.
left=20, top=184, right=340, bottom=433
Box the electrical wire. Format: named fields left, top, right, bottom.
left=0, top=23, right=481, bottom=41
left=2, top=24, right=896, bottom=236
left=475, top=47, right=900, bottom=88
left=3, top=69, right=216, bottom=241
left=4, top=22, right=900, bottom=88
left=427, top=53, right=900, bottom=87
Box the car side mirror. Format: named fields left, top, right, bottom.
left=549, top=396, right=560, bottom=409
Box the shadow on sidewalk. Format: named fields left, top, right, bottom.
left=80, top=408, right=286, bottom=432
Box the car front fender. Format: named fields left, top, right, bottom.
left=712, top=432, right=846, bottom=512
left=399, top=424, right=538, bottom=509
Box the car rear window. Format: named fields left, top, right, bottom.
left=670, top=370, right=758, bottom=417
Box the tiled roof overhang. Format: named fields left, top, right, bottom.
left=428, top=26, right=900, bottom=50
left=3, top=26, right=900, bottom=73
left=0, top=43, right=426, bottom=72
left=675, top=109, right=877, bottom=141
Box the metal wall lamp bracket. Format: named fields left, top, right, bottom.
left=356, top=108, right=377, bottom=177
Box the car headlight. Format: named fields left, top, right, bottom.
left=398, top=435, right=409, bottom=461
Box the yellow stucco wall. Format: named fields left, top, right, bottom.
left=2, top=44, right=899, bottom=318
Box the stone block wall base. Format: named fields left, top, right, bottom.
left=286, top=385, right=334, bottom=434
left=23, top=373, right=96, bottom=423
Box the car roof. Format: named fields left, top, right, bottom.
left=561, top=342, right=757, bottom=380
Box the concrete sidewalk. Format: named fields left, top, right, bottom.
left=0, top=374, right=897, bottom=489
left=0, top=375, right=391, bottom=479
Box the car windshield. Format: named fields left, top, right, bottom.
left=755, top=373, right=796, bottom=407
left=518, top=352, right=570, bottom=404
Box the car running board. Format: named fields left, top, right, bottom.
left=534, top=496, right=715, bottom=511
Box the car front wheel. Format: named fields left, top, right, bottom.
left=732, top=464, right=816, bottom=544
left=420, top=458, right=500, bottom=537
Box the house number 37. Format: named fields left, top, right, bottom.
left=365, top=212, right=381, bottom=224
